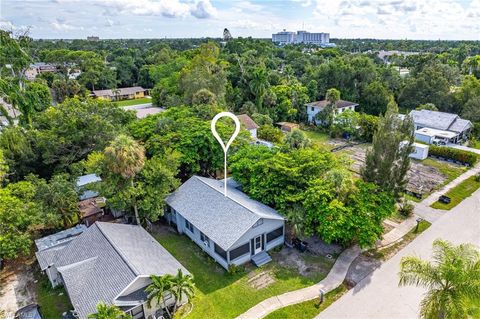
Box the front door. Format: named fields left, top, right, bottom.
left=254, top=235, right=262, bottom=255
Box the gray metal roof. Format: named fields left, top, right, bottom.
left=409, top=110, right=472, bottom=132
left=35, top=224, right=87, bottom=251
left=40, top=222, right=187, bottom=319
left=306, top=99, right=358, bottom=110
left=166, top=176, right=284, bottom=250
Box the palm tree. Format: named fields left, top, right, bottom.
left=146, top=274, right=174, bottom=313
left=87, top=302, right=132, bottom=319
left=104, top=134, right=145, bottom=225
left=398, top=239, right=480, bottom=319
left=249, top=67, right=268, bottom=110
left=170, top=269, right=195, bottom=314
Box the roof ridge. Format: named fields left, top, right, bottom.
left=95, top=222, right=140, bottom=276
left=194, top=176, right=262, bottom=220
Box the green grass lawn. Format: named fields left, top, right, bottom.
left=35, top=271, right=72, bottom=318
left=155, top=230, right=334, bottom=319
left=301, top=130, right=330, bottom=148
left=114, top=97, right=151, bottom=106
left=263, top=285, right=348, bottom=319
left=430, top=175, right=480, bottom=210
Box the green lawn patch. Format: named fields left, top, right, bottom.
left=301, top=130, right=330, bottom=148
left=35, top=271, right=72, bottom=318
left=114, top=97, right=151, bottom=107
left=263, top=284, right=348, bottom=319
left=430, top=175, right=480, bottom=210
left=155, top=230, right=333, bottom=319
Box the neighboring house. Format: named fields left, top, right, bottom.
left=305, top=99, right=358, bottom=124
left=276, top=122, right=299, bottom=132
left=165, top=176, right=285, bottom=269
left=35, top=222, right=189, bottom=319
left=68, top=69, right=82, bottom=80
left=0, top=97, right=21, bottom=127
left=237, top=114, right=259, bottom=139
left=91, top=87, right=147, bottom=101
left=78, top=197, right=107, bottom=226
left=25, top=62, right=56, bottom=80
left=76, top=174, right=123, bottom=223
left=410, top=110, right=472, bottom=144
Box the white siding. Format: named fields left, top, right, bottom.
left=415, top=133, right=433, bottom=144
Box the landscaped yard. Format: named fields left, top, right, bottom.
left=301, top=129, right=330, bottom=148
left=263, top=285, right=348, bottom=319
left=430, top=175, right=480, bottom=210
left=153, top=227, right=335, bottom=319
left=114, top=97, right=151, bottom=107
left=34, top=270, right=72, bottom=319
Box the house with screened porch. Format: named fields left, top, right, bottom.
left=165, top=176, right=285, bottom=268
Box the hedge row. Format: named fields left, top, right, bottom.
left=429, top=145, right=478, bottom=166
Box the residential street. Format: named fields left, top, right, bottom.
left=316, top=188, right=480, bottom=319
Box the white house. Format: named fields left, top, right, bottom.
left=306, top=99, right=358, bottom=124
left=410, top=109, right=472, bottom=144
left=237, top=114, right=259, bottom=139
left=35, top=222, right=189, bottom=319
left=165, top=176, right=285, bottom=269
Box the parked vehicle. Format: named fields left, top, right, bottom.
left=439, top=195, right=451, bottom=204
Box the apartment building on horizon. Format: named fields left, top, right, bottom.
left=272, top=29, right=334, bottom=47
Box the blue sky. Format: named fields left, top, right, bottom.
left=1, top=0, right=480, bottom=40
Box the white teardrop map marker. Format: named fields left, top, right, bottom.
left=211, top=112, right=241, bottom=196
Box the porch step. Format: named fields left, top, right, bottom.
left=251, top=251, right=272, bottom=267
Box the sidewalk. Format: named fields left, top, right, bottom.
left=236, top=245, right=361, bottom=319
left=376, top=216, right=417, bottom=249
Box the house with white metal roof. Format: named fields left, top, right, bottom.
left=410, top=109, right=472, bottom=144
left=35, top=222, right=188, bottom=319
left=165, top=176, right=285, bottom=269
left=306, top=99, right=358, bottom=124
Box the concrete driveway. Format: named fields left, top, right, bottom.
left=316, top=188, right=480, bottom=319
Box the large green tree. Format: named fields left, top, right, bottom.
left=362, top=98, right=414, bottom=198
left=88, top=303, right=132, bottom=319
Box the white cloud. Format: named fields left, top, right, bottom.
left=191, top=0, right=217, bottom=19
left=51, top=19, right=82, bottom=31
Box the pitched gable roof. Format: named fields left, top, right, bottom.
left=409, top=109, right=472, bottom=133
left=40, top=222, right=187, bottom=318
left=237, top=114, right=259, bottom=130
left=165, top=176, right=284, bottom=251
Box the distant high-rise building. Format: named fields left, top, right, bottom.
left=87, top=36, right=99, bottom=41
left=272, top=30, right=334, bottom=47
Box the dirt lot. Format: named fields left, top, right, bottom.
left=338, top=142, right=450, bottom=194
left=0, top=259, right=36, bottom=315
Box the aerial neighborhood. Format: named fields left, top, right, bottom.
left=1, top=2, right=480, bottom=319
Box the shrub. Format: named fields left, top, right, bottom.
left=398, top=200, right=414, bottom=217
left=428, top=145, right=477, bottom=166
left=227, top=263, right=244, bottom=275
left=258, top=125, right=284, bottom=143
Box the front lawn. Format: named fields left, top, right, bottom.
left=430, top=175, right=480, bottom=210
left=35, top=271, right=72, bottom=319
left=263, top=285, right=348, bottom=319
left=154, top=229, right=334, bottom=319
left=301, top=130, right=330, bottom=148
left=114, top=97, right=151, bottom=107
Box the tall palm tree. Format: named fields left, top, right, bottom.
left=87, top=302, right=132, bottom=319
left=249, top=67, right=268, bottom=111
left=146, top=274, right=174, bottom=312
left=104, top=134, right=145, bottom=225
left=398, top=239, right=480, bottom=319
left=170, top=269, right=196, bottom=314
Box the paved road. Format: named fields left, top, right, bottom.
left=446, top=143, right=480, bottom=155
left=317, top=188, right=480, bottom=319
